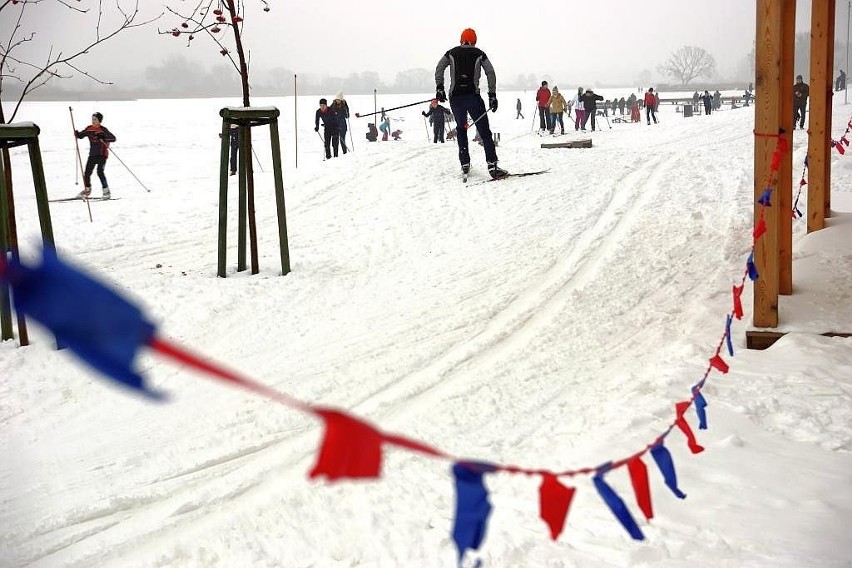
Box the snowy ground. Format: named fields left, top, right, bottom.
left=1, top=91, right=852, bottom=567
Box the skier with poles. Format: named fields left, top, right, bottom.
left=75, top=112, right=116, bottom=199
left=422, top=98, right=451, bottom=143
left=434, top=27, right=507, bottom=180
left=330, top=92, right=350, bottom=154
left=314, top=98, right=341, bottom=159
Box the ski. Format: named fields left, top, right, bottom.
left=49, top=196, right=120, bottom=202
left=489, top=169, right=550, bottom=181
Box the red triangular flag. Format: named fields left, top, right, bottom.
left=309, top=409, right=384, bottom=481
left=799, top=178, right=807, bottom=187
left=841, top=136, right=850, bottom=146
left=675, top=401, right=705, bottom=454
left=539, top=474, right=576, bottom=540
left=627, top=457, right=653, bottom=520
left=709, top=354, right=729, bottom=373
left=835, top=142, right=846, bottom=155
left=753, top=218, right=767, bottom=240
left=770, top=150, right=781, bottom=171
left=732, top=284, right=744, bottom=320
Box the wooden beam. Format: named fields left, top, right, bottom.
left=826, top=0, right=836, bottom=216
left=779, top=0, right=796, bottom=296
left=540, top=139, right=592, bottom=149
left=746, top=330, right=852, bottom=349
left=808, top=0, right=832, bottom=232
left=753, top=0, right=782, bottom=328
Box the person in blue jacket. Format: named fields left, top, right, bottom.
left=422, top=98, right=451, bottom=143
left=314, top=98, right=340, bottom=159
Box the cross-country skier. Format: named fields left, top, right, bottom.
left=75, top=112, right=116, bottom=199
left=434, top=27, right=507, bottom=179
left=422, top=98, right=451, bottom=143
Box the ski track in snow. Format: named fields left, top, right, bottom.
left=3, top=94, right=850, bottom=568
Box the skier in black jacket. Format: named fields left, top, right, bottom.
left=434, top=27, right=507, bottom=179
left=75, top=111, right=116, bottom=199
left=422, top=99, right=451, bottom=143
left=580, top=89, right=604, bottom=131
left=793, top=75, right=810, bottom=129
left=314, top=98, right=340, bottom=159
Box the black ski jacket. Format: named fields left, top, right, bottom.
left=435, top=44, right=497, bottom=98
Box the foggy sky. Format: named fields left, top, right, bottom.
left=3, top=0, right=846, bottom=92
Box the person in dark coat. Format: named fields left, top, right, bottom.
left=516, top=98, right=524, bottom=119
left=712, top=90, right=722, bottom=110
left=435, top=27, right=507, bottom=179
left=314, top=98, right=340, bottom=159
left=700, top=90, right=713, bottom=115
left=580, top=89, right=604, bottom=131
left=330, top=92, right=349, bottom=154
left=365, top=122, right=378, bottom=142
left=618, top=97, right=626, bottom=115
left=227, top=124, right=239, bottom=175
left=836, top=70, right=846, bottom=91
left=793, top=74, right=810, bottom=129
left=75, top=111, right=116, bottom=199
left=422, top=98, right=451, bottom=143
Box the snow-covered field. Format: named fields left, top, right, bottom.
left=2, top=91, right=852, bottom=567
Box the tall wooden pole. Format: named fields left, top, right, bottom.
left=826, top=0, right=836, bottom=216
left=779, top=0, right=796, bottom=296
left=753, top=0, right=782, bottom=328
left=808, top=0, right=833, bottom=232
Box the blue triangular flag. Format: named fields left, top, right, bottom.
left=693, top=391, right=708, bottom=430
left=746, top=251, right=759, bottom=281
left=804, top=155, right=809, bottom=167
left=757, top=188, right=773, bottom=206
left=725, top=314, right=734, bottom=357
left=6, top=248, right=163, bottom=399
left=593, top=465, right=645, bottom=541
left=451, top=462, right=496, bottom=563
left=650, top=444, right=687, bottom=499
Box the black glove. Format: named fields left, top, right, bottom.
left=488, top=92, right=498, bottom=112
left=422, top=111, right=427, bottom=116
left=314, top=126, right=319, bottom=132
left=95, top=132, right=105, bottom=139
left=436, top=85, right=447, bottom=102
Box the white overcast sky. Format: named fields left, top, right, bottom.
left=6, top=0, right=849, bottom=89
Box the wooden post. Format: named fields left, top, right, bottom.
left=269, top=117, right=291, bottom=276
left=779, top=0, right=796, bottom=296
left=826, top=0, right=836, bottom=216
left=237, top=125, right=247, bottom=272
left=753, top=0, right=782, bottom=329
left=808, top=0, right=832, bottom=233
left=217, top=119, right=230, bottom=277
left=0, top=155, right=13, bottom=340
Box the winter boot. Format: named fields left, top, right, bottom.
left=461, top=163, right=470, bottom=175
left=488, top=162, right=508, bottom=180
left=102, top=187, right=111, bottom=200
left=77, top=186, right=92, bottom=199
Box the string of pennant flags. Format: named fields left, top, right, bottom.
left=794, top=117, right=852, bottom=219
left=0, top=125, right=827, bottom=565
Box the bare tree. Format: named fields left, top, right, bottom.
left=162, top=0, right=272, bottom=274
left=657, top=46, right=717, bottom=86
left=0, top=1, right=157, bottom=124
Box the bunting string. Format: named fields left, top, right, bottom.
left=0, top=131, right=791, bottom=559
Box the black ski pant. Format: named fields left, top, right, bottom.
left=704, top=103, right=712, bottom=115
left=433, top=121, right=445, bottom=143
left=229, top=138, right=238, bottom=173
left=646, top=105, right=657, bottom=124
left=339, top=125, right=348, bottom=154
left=450, top=92, right=498, bottom=167
left=582, top=110, right=597, bottom=131
left=538, top=106, right=550, bottom=130
left=83, top=154, right=108, bottom=189
left=794, top=102, right=807, bottom=129
left=324, top=128, right=340, bottom=158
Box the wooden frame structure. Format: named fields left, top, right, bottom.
left=748, top=0, right=850, bottom=349
left=0, top=122, right=56, bottom=345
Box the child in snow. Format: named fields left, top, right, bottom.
left=75, top=111, right=116, bottom=199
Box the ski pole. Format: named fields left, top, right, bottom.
left=423, top=116, right=430, bottom=142
left=251, top=146, right=264, bottom=172
left=464, top=109, right=489, bottom=130
left=315, top=130, right=326, bottom=160
left=346, top=117, right=355, bottom=152
left=68, top=106, right=93, bottom=222
left=355, top=98, right=433, bottom=118
left=108, top=147, right=152, bottom=192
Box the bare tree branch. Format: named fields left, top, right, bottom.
left=0, top=1, right=162, bottom=123
left=657, top=45, right=717, bottom=86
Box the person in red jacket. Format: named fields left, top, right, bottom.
left=75, top=112, right=116, bottom=199
left=535, top=80, right=551, bottom=131
left=644, top=88, right=658, bottom=125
